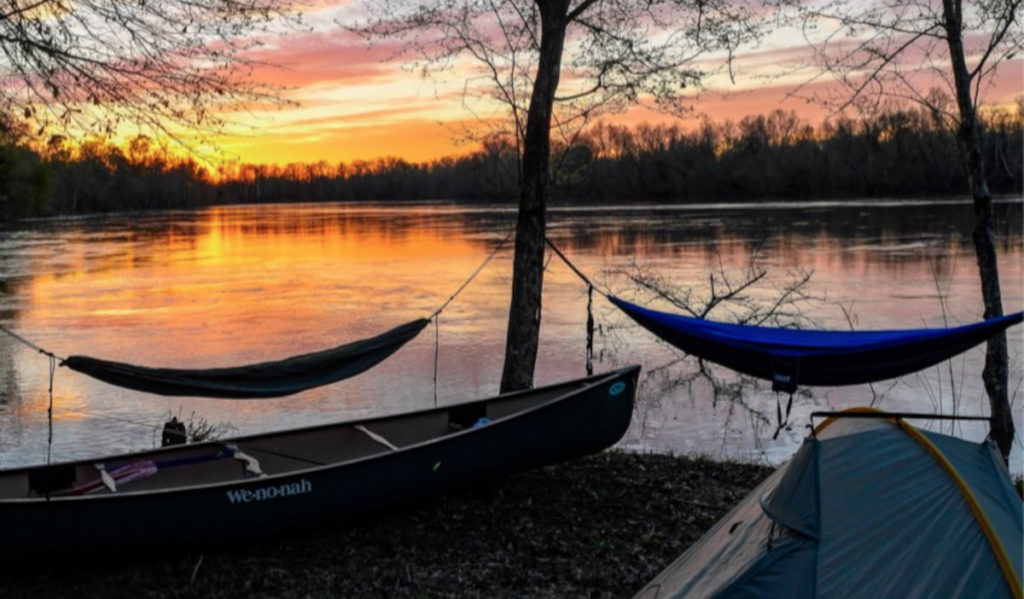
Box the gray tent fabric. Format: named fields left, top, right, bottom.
left=635, top=469, right=788, bottom=599
left=761, top=439, right=819, bottom=540
left=635, top=412, right=1023, bottom=599
left=61, top=319, right=430, bottom=398
left=920, top=430, right=1023, bottom=575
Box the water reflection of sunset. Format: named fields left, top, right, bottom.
left=2, top=200, right=1021, bottom=471
left=24, top=205, right=498, bottom=362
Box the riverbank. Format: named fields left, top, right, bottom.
left=1, top=452, right=771, bottom=598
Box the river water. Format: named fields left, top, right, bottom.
left=1, top=199, right=1021, bottom=472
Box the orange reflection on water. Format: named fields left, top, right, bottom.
left=27, top=205, right=488, bottom=330
left=3, top=200, right=1021, bottom=470
left=14, top=204, right=513, bottom=431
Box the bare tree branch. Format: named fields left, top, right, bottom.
left=787, top=0, right=1022, bottom=459
left=0, top=0, right=306, bottom=144
left=353, top=0, right=764, bottom=152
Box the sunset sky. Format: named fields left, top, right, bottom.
left=209, top=1, right=1023, bottom=166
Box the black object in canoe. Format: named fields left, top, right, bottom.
left=0, top=365, right=639, bottom=561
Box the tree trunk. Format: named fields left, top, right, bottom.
left=500, top=1, right=570, bottom=392
left=943, top=0, right=1014, bottom=460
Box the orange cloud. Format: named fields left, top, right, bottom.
left=209, top=8, right=1023, bottom=166
left=217, top=117, right=481, bottom=165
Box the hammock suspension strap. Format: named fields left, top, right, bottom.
left=427, top=228, right=515, bottom=405
left=433, top=315, right=440, bottom=408
left=46, top=353, right=55, bottom=466
left=430, top=229, right=515, bottom=320
left=0, top=325, right=66, bottom=362
left=5, top=231, right=517, bottom=454
left=772, top=392, right=794, bottom=440
left=0, top=325, right=73, bottom=461
left=544, top=237, right=610, bottom=297
left=0, top=325, right=65, bottom=458
left=544, top=237, right=611, bottom=377
left=586, top=284, right=595, bottom=377
left=545, top=237, right=610, bottom=377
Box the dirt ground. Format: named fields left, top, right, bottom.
left=1, top=452, right=772, bottom=598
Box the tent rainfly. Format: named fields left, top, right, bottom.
left=634, top=409, right=1023, bottom=599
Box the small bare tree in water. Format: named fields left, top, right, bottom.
left=607, top=242, right=818, bottom=441
left=783, top=0, right=1022, bottom=459
left=355, top=0, right=766, bottom=393
left=0, top=0, right=303, bottom=140
left=161, top=409, right=235, bottom=446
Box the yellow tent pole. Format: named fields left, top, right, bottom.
left=813, top=407, right=1021, bottom=598
left=896, top=420, right=1022, bottom=599
left=811, top=406, right=890, bottom=435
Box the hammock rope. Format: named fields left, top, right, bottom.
left=46, top=353, right=55, bottom=466
left=1, top=230, right=518, bottom=455
left=0, top=326, right=65, bottom=362
left=433, top=315, right=440, bottom=408
left=544, top=237, right=610, bottom=297
left=544, top=236, right=607, bottom=377
left=586, top=284, right=595, bottom=376
left=427, top=228, right=514, bottom=405
left=0, top=227, right=512, bottom=382
left=543, top=236, right=1024, bottom=397
left=430, top=229, right=515, bottom=320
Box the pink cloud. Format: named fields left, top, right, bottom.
left=243, top=29, right=410, bottom=88
left=219, top=3, right=1023, bottom=163
left=615, top=55, right=1022, bottom=130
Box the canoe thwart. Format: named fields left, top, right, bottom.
left=223, top=444, right=265, bottom=477
left=354, top=426, right=399, bottom=451
left=95, top=463, right=117, bottom=493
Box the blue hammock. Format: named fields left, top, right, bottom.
left=609, top=296, right=1023, bottom=392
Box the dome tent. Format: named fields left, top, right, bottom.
left=635, top=410, right=1023, bottom=599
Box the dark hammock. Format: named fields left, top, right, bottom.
left=609, top=296, right=1023, bottom=393
left=61, top=319, right=430, bottom=399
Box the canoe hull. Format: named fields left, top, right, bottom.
left=0, top=366, right=639, bottom=561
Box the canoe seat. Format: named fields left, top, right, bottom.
left=449, top=403, right=486, bottom=430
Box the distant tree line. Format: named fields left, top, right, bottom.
left=565, top=107, right=1022, bottom=201
left=1, top=103, right=1021, bottom=222
left=0, top=129, right=219, bottom=221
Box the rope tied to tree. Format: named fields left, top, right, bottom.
left=543, top=237, right=610, bottom=377
left=0, top=326, right=63, bottom=467
left=0, top=326, right=66, bottom=363
left=429, top=228, right=515, bottom=320
left=3, top=230, right=517, bottom=454
left=543, top=236, right=610, bottom=298
left=428, top=228, right=515, bottom=403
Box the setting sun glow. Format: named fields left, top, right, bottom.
left=196, top=3, right=1022, bottom=167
